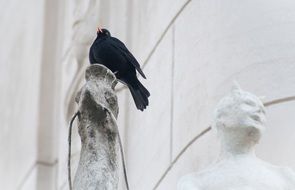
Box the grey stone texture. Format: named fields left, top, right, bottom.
left=1, top=0, right=295, bottom=190
left=73, top=64, right=119, bottom=190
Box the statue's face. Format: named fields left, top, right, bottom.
left=214, top=90, right=266, bottom=133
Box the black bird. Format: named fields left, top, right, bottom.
left=89, top=27, right=150, bottom=111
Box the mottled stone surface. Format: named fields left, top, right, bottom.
left=73, top=64, right=119, bottom=190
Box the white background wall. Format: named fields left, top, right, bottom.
left=0, top=0, right=44, bottom=189
left=0, top=0, right=295, bottom=189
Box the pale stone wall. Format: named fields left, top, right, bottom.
left=116, top=0, right=295, bottom=189
left=0, top=0, right=43, bottom=189
left=0, top=0, right=64, bottom=189
left=1, top=0, right=295, bottom=190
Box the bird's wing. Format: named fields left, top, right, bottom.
left=109, top=37, right=146, bottom=79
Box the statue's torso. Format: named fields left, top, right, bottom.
left=179, top=157, right=295, bottom=190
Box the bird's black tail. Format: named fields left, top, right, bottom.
left=127, top=79, right=150, bottom=111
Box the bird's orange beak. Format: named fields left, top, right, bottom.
left=97, top=27, right=103, bottom=33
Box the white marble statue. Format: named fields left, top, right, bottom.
left=178, top=85, right=295, bottom=190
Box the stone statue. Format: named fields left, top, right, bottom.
left=178, top=85, right=295, bottom=190
left=73, top=64, right=119, bottom=190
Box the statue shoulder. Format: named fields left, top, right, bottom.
left=278, top=167, right=295, bottom=183
left=177, top=163, right=221, bottom=190
left=262, top=161, right=295, bottom=186
left=177, top=174, right=202, bottom=190
left=262, top=160, right=295, bottom=180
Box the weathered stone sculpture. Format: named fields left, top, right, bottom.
left=73, top=64, right=119, bottom=190
left=178, top=85, right=295, bottom=190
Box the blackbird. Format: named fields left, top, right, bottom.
left=89, top=27, right=150, bottom=111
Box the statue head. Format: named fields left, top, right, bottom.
left=76, top=64, right=119, bottom=122
left=213, top=83, right=266, bottom=149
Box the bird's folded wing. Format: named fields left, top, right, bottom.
left=109, top=37, right=146, bottom=79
